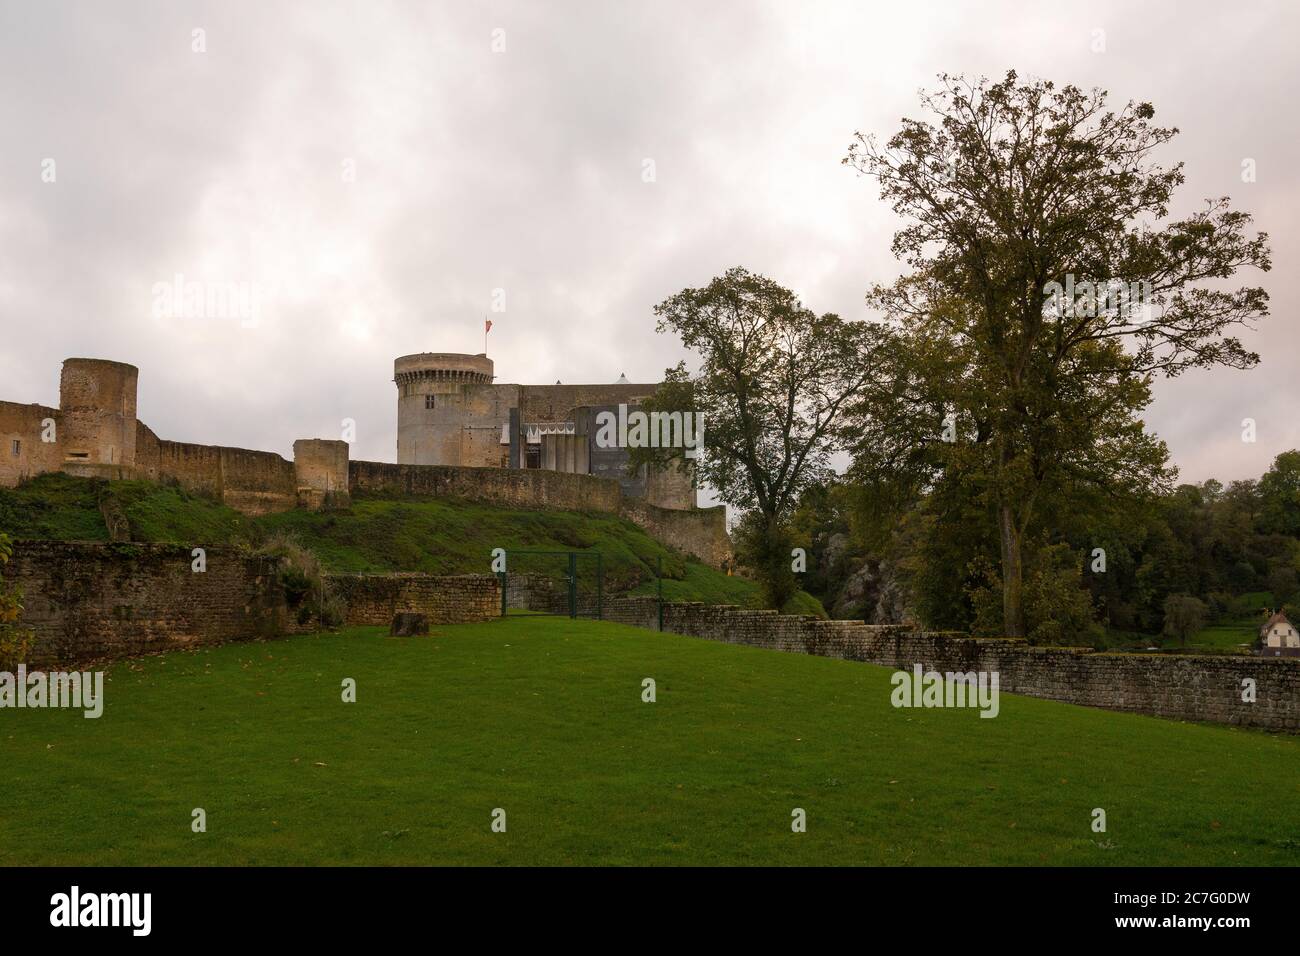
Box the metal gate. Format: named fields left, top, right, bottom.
left=497, top=550, right=604, bottom=619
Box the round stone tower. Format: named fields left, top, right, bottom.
left=395, top=352, right=505, bottom=467
left=58, top=358, right=139, bottom=478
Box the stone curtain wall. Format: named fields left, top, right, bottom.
left=618, top=499, right=730, bottom=569
left=292, top=439, right=351, bottom=509
left=602, top=598, right=1300, bottom=732
left=326, top=573, right=501, bottom=626
left=349, top=459, right=731, bottom=567
left=349, top=459, right=624, bottom=512
left=136, top=434, right=299, bottom=515
left=2, top=540, right=307, bottom=665
left=0, top=401, right=61, bottom=487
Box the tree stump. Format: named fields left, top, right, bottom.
left=390, top=612, right=429, bottom=636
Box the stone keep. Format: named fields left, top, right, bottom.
left=393, top=351, right=695, bottom=511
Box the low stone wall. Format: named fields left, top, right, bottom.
left=326, top=573, right=501, bottom=626
left=2, top=540, right=306, bottom=665
left=857, top=627, right=1300, bottom=732
left=602, top=597, right=1300, bottom=732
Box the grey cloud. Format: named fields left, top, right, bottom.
left=0, top=0, right=1294, bottom=487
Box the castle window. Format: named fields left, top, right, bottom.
left=425, top=395, right=436, bottom=409
left=10, top=439, right=19, bottom=457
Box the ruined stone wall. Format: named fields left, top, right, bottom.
left=348, top=459, right=728, bottom=565
left=643, top=456, right=695, bottom=511
left=133, top=419, right=162, bottom=481
left=211, top=447, right=299, bottom=515
left=2, top=540, right=307, bottom=665
left=618, top=499, right=731, bottom=567
left=854, top=627, right=1300, bottom=732
left=600, top=598, right=1300, bottom=732
left=349, top=460, right=624, bottom=512
left=293, top=439, right=350, bottom=508
left=151, top=440, right=298, bottom=515
left=0, top=402, right=61, bottom=487
left=326, top=573, right=501, bottom=626
left=152, top=439, right=223, bottom=497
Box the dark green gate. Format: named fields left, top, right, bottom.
left=497, top=550, right=604, bottom=619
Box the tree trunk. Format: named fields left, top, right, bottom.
left=999, top=504, right=1026, bottom=638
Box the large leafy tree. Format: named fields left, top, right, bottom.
left=1257, top=450, right=1300, bottom=537
left=645, top=266, right=892, bottom=608
left=844, top=71, right=1271, bottom=637
left=1162, top=594, right=1208, bottom=648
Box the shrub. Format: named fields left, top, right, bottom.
left=258, top=531, right=344, bottom=627
left=1162, top=594, right=1208, bottom=648
left=0, top=534, right=34, bottom=669
left=1204, top=590, right=1232, bottom=621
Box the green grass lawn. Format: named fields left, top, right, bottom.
left=1105, top=591, right=1277, bottom=655
left=1105, top=624, right=1259, bottom=655
left=1184, top=624, right=1258, bottom=654
left=2, top=616, right=1295, bottom=866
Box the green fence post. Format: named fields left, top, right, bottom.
left=596, top=553, right=603, bottom=620
left=499, top=570, right=507, bottom=617
left=568, top=552, right=577, bottom=619
left=657, top=555, right=664, bottom=632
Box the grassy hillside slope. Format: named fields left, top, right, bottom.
left=0, top=473, right=824, bottom=614
left=0, top=616, right=1293, bottom=866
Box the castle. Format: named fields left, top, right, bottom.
left=0, top=356, right=728, bottom=564
left=394, top=352, right=694, bottom=510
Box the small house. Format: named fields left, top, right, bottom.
left=1257, top=609, right=1300, bottom=658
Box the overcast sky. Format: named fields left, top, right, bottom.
left=1, top=0, right=1294, bottom=488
